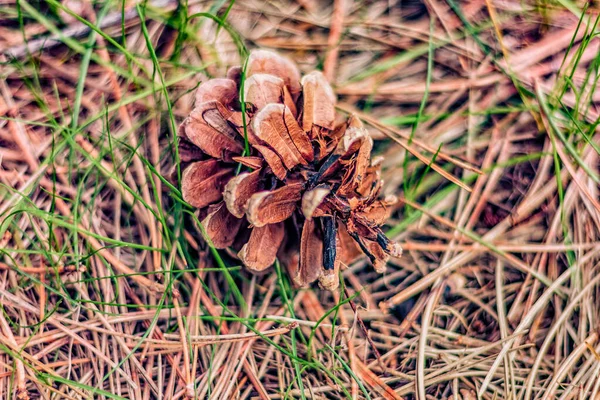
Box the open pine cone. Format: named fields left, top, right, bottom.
left=178, top=50, right=401, bottom=290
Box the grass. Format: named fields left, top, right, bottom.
left=1, top=0, right=600, bottom=399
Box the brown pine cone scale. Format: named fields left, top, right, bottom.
left=178, top=50, right=401, bottom=290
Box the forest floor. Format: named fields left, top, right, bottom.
left=1, top=0, right=600, bottom=399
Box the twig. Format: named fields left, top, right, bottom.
left=323, top=0, right=346, bottom=82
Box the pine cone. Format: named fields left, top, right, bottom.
left=178, top=50, right=401, bottom=290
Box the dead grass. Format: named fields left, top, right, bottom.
left=1, top=0, right=600, bottom=399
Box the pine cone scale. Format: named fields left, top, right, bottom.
left=183, top=101, right=244, bottom=160
left=244, top=74, right=285, bottom=111
left=202, top=202, right=243, bottom=249
left=253, top=144, right=287, bottom=179
left=301, top=71, right=336, bottom=132
left=239, top=223, right=285, bottom=271
left=246, top=181, right=303, bottom=227
left=223, top=169, right=263, bottom=218
left=252, top=104, right=312, bottom=169
left=297, top=218, right=323, bottom=286
left=181, top=160, right=232, bottom=209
